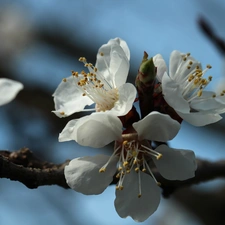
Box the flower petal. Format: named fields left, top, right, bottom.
left=162, top=72, right=190, bottom=113
left=58, top=119, right=78, bottom=142
left=96, top=38, right=130, bottom=88
left=105, top=83, right=136, bottom=116
left=65, top=155, right=118, bottom=195
left=59, top=113, right=123, bottom=147
left=133, top=111, right=180, bottom=142
left=153, top=54, right=167, bottom=82
left=110, top=47, right=130, bottom=87
left=114, top=169, right=160, bottom=222
left=169, top=50, right=201, bottom=82
left=190, top=91, right=225, bottom=112
left=176, top=111, right=222, bottom=126
left=153, top=145, right=196, bottom=180
left=52, top=76, right=94, bottom=118
left=0, top=78, right=23, bottom=106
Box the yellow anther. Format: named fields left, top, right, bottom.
left=72, top=71, right=79, bottom=77
left=82, top=93, right=86, bottom=96
left=116, top=173, right=120, bottom=179
left=100, top=52, right=104, bottom=56
left=201, top=79, right=208, bottom=85
left=126, top=170, right=130, bottom=174
left=60, top=112, right=65, bottom=115
left=189, top=61, right=193, bottom=65
left=157, top=182, right=161, bottom=186
left=142, top=168, right=147, bottom=172
left=207, top=64, right=212, bottom=69
left=116, top=186, right=120, bottom=190
left=123, top=140, right=128, bottom=145
left=123, top=161, right=128, bottom=167
left=84, top=63, right=88, bottom=67
left=208, top=76, right=212, bottom=81
left=188, top=74, right=194, bottom=81
left=78, top=57, right=83, bottom=61
left=186, top=52, right=191, bottom=56
left=212, top=94, right=216, bottom=98
left=196, top=65, right=200, bottom=69
left=194, top=78, right=200, bottom=85
left=135, top=167, right=139, bottom=172
left=94, top=67, right=98, bottom=72
left=197, top=89, right=203, bottom=97
left=62, top=78, right=67, bottom=82
left=196, top=72, right=203, bottom=77
left=133, top=159, right=138, bottom=165
left=221, top=93, right=224, bottom=96
left=99, top=168, right=106, bottom=173
left=223, top=90, right=225, bottom=93
left=138, top=194, right=142, bottom=198
left=183, top=57, right=187, bottom=61
left=157, top=153, right=163, bottom=160
left=187, top=66, right=191, bottom=69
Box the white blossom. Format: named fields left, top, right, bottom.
left=0, top=78, right=23, bottom=106
left=158, top=50, right=225, bottom=126
left=63, top=112, right=196, bottom=222
left=52, top=38, right=136, bottom=118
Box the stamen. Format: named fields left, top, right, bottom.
left=141, top=145, right=162, bottom=160
left=138, top=170, right=142, bottom=198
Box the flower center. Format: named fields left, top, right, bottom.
left=70, top=55, right=119, bottom=112
left=99, top=133, right=162, bottom=198
left=177, top=53, right=216, bottom=102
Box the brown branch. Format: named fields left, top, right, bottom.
left=198, top=16, right=225, bottom=55
left=0, top=148, right=69, bottom=189
left=1, top=148, right=225, bottom=194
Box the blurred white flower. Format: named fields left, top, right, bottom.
left=52, top=38, right=136, bottom=118
left=63, top=112, right=196, bottom=222
left=0, top=78, right=23, bottom=106
left=160, top=50, right=225, bottom=126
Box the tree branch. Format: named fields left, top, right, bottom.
left=1, top=148, right=225, bottom=194
left=0, top=148, right=69, bottom=188
left=198, top=16, right=225, bottom=55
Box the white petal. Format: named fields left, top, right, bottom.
left=162, top=72, right=190, bottom=113
left=115, top=38, right=130, bottom=60
left=114, top=169, right=160, bottom=222
left=52, top=76, right=94, bottom=118
left=153, top=145, right=197, bottom=180
left=59, top=113, right=123, bottom=147
left=169, top=51, right=201, bottom=82
left=133, top=111, right=180, bottom=142
left=110, top=47, right=130, bottom=87
left=0, top=78, right=23, bottom=106
left=106, top=83, right=136, bottom=116
left=65, top=155, right=118, bottom=195
left=153, top=54, right=167, bottom=82
left=176, top=111, right=222, bottom=126
left=96, top=39, right=129, bottom=88
left=58, top=119, right=78, bottom=142
left=190, top=92, right=225, bottom=112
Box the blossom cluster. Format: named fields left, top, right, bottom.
left=53, top=38, right=225, bottom=222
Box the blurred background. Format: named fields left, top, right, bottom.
left=0, top=0, right=225, bottom=224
